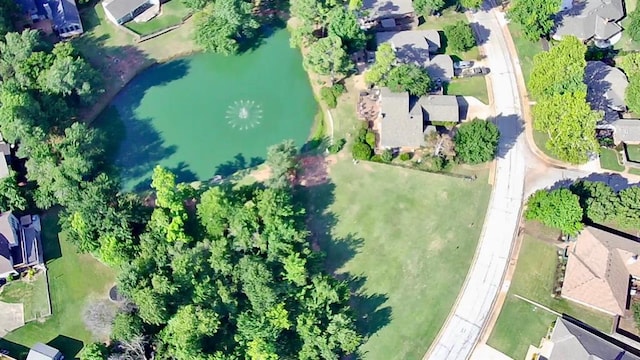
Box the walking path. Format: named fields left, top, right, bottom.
left=425, top=4, right=526, bottom=359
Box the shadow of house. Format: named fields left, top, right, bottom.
left=553, top=0, right=624, bottom=47
left=585, top=61, right=627, bottom=124
left=376, top=31, right=454, bottom=82
left=47, top=335, right=84, bottom=359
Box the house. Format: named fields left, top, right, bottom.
left=584, top=61, right=628, bottom=122
left=102, top=0, right=160, bottom=25
left=378, top=88, right=459, bottom=148
left=14, top=0, right=83, bottom=38
left=26, top=343, right=63, bottom=360
left=527, top=316, right=640, bottom=360
left=361, top=0, right=414, bottom=23
left=561, top=226, right=640, bottom=316
left=0, top=211, right=43, bottom=280
left=553, top=0, right=626, bottom=47
left=610, top=119, right=640, bottom=144
left=376, top=30, right=454, bottom=81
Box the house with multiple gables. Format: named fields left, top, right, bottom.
left=554, top=0, right=626, bottom=48
left=0, top=211, right=44, bottom=280
left=14, top=0, right=83, bottom=38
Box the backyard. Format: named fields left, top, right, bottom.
left=600, top=148, right=625, bottom=171
left=488, top=228, right=613, bottom=359
left=125, top=0, right=192, bottom=36
left=446, top=76, right=489, bottom=104
left=625, top=144, right=640, bottom=163
left=301, top=156, right=492, bottom=359
left=0, top=212, right=116, bottom=360
left=0, top=272, right=50, bottom=323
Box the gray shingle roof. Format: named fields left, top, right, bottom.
left=417, top=95, right=459, bottom=123
left=376, top=31, right=453, bottom=80
left=584, top=61, right=628, bottom=122
left=362, top=0, right=413, bottom=19
left=612, top=119, right=640, bottom=143
left=548, top=318, right=640, bottom=360
left=379, top=88, right=424, bottom=148
left=103, top=0, right=150, bottom=21
left=554, top=0, right=625, bottom=41
left=376, top=30, right=441, bottom=54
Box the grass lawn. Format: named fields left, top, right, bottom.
left=625, top=144, right=640, bottom=163
left=0, top=273, right=50, bottom=322
left=600, top=148, right=625, bottom=172
left=506, top=23, right=542, bottom=86
left=445, top=76, right=489, bottom=104
left=630, top=167, right=640, bottom=176
left=532, top=129, right=561, bottom=160
left=302, top=158, right=492, bottom=359
left=0, top=211, right=116, bottom=360
left=418, top=8, right=480, bottom=61
left=488, top=234, right=613, bottom=359
left=125, top=0, right=191, bottom=36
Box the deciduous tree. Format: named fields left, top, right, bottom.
left=525, top=188, right=583, bottom=235
left=458, top=0, right=482, bottom=10
left=414, top=0, right=445, bottom=16
left=453, top=118, right=500, bottom=164
left=327, top=7, right=366, bottom=52
left=444, top=20, right=476, bottom=52
left=304, top=36, right=352, bottom=81
left=383, top=64, right=432, bottom=96
left=507, top=0, right=561, bottom=41
left=266, top=140, right=298, bottom=189
left=364, top=43, right=396, bottom=84
left=529, top=36, right=586, bottom=99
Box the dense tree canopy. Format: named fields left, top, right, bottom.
left=507, top=0, right=560, bottom=41
left=532, top=91, right=600, bottom=164
left=525, top=188, right=583, bottom=235
left=266, top=140, right=298, bottom=189
left=453, top=118, right=500, bottom=164
left=414, top=0, right=445, bottom=16
left=569, top=181, right=640, bottom=230
left=115, top=166, right=362, bottom=359
left=383, top=64, right=432, bottom=96
left=529, top=36, right=586, bottom=99
left=364, top=43, right=396, bottom=85
left=327, top=7, right=366, bottom=53
left=304, top=36, right=352, bottom=80
left=458, top=0, right=482, bottom=10
left=194, top=0, right=260, bottom=55
left=443, top=21, right=476, bottom=52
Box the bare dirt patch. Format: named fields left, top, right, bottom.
left=0, top=301, right=24, bottom=336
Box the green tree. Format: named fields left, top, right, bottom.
left=266, top=140, right=298, bottom=189
left=364, top=43, right=396, bottom=84
left=327, top=7, right=366, bottom=53
left=443, top=21, right=476, bottom=52
left=453, top=118, right=500, bottom=164
left=414, top=0, right=445, bottom=16
left=80, top=342, right=108, bottom=360
left=111, top=312, right=144, bottom=341
left=182, top=0, right=210, bottom=9
left=616, top=187, right=640, bottom=229
left=352, top=142, right=372, bottom=160
left=628, top=9, right=640, bottom=43
left=0, top=30, right=42, bottom=82
left=0, top=171, right=27, bottom=211
left=507, top=0, right=561, bottom=41
left=525, top=188, right=583, bottom=235
left=304, top=36, right=352, bottom=81
left=529, top=36, right=586, bottom=99
left=618, top=53, right=640, bottom=77
left=194, top=0, right=259, bottom=55
left=627, top=74, right=640, bottom=114
left=570, top=180, right=618, bottom=224
left=532, top=91, right=600, bottom=164
left=161, top=305, right=221, bottom=359
left=383, top=64, right=432, bottom=96
left=458, top=0, right=482, bottom=10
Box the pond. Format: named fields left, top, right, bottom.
left=102, top=29, right=318, bottom=191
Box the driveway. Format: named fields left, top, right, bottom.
left=425, top=3, right=526, bottom=359
left=0, top=300, right=24, bottom=337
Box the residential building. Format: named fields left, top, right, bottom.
left=553, top=0, right=626, bottom=47
left=102, top=0, right=160, bottom=25
left=610, top=119, right=640, bottom=144
left=584, top=61, right=628, bottom=122
left=14, top=0, right=83, bottom=38
left=527, top=316, right=640, bottom=360
left=561, top=226, right=640, bottom=316
left=376, top=30, right=454, bottom=81
left=378, top=88, right=459, bottom=148
left=0, top=212, right=43, bottom=280
left=26, top=343, right=63, bottom=360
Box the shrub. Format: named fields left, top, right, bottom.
left=443, top=21, right=476, bottom=52
left=80, top=342, right=108, bottom=360
left=399, top=152, right=411, bottom=161
left=320, top=84, right=346, bottom=109
left=328, top=138, right=346, bottom=153
left=356, top=127, right=368, bottom=142
left=370, top=154, right=383, bottom=162
left=381, top=149, right=393, bottom=163
left=365, top=130, right=376, bottom=148
left=352, top=142, right=373, bottom=160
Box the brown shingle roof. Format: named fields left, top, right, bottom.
left=562, top=227, right=639, bottom=315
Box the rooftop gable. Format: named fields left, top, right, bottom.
left=379, top=88, right=424, bottom=148
left=554, top=0, right=625, bottom=41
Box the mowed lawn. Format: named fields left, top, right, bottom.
left=600, top=148, right=624, bottom=172
left=507, top=23, right=543, bottom=86
left=488, top=234, right=613, bottom=359
left=446, top=76, right=489, bottom=104
left=126, top=0, right=191, bottom=35
left=626, top=144, right=640, bottom=162
left=1, top=211, right=115, bottom=360
left=304, top=158, right=492, bottom=359
left=0, top=272, right=50, bottom=322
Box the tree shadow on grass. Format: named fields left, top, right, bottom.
left=294, top=180, right=392, bottom=350
left=0, top=338, right=29, bottom=360
left=41, top=209, right=62, bottom=262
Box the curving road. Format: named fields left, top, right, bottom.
left=425, top=4, right=526, bottom=360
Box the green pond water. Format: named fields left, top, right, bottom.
left=104, top=30, right=318, bottom=190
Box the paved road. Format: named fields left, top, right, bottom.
left=425, top=5, right=526, bottom=360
